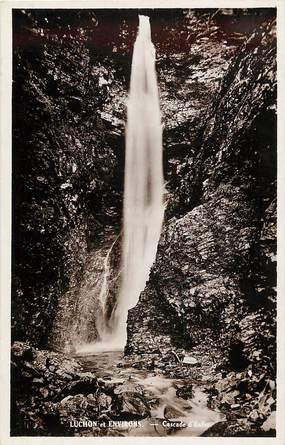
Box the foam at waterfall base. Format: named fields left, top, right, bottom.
left=74, top=338, right=124, bottom=354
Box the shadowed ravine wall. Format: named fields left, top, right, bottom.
left=126, top=17, right=276, bottom=360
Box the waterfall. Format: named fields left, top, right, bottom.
left=96, top=236, right=119, bottom=339
left=72, top=15, right=164, bottom=354
left=111, top=15, right=165, bottom=346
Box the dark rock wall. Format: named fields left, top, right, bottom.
left=12, top=10, right=125, bottom=347
left=126, top=17, right=276, bottom=384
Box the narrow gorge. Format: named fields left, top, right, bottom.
left=11, top=8, right=276, bottom=437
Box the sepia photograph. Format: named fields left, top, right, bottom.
left=1, top=2, right=280, bottom=439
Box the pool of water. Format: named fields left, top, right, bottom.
left=75, top=350, right=224, bottom=437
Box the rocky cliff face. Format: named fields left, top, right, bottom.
left=12, top=10, right=126, bottom=347
left=13, top=8, right=262, bottom=348
left=126, top=16, right=276, bottom=409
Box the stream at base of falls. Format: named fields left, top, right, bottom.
left=75, top=350, right=225, bottom=437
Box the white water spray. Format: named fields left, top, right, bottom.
left=96, top=236, right=118, bottom=338
left=111, top=15, right=165, bottom=346
left=74, top=15, right=164, bottom=355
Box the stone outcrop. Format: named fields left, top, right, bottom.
left=127, top=184, right=257, bottom=352
left=127, top=16, right=276, bottom=350
left=11, top=342, right=150, bottom=436
left=126, top=17, right=276, bottom=432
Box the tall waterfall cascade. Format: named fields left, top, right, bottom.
left=112, top=15, right=165, bottom=346
left=73, top=15, right=164, bottom=353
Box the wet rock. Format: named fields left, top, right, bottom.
left=45, top=393, right=100, bottom=424
left=164, top=405, right=185, bottom=419
left=249, top=409, right=259, bottom=422
left=113, top=381, right=144, bottom=395
left=109, top=380, right=150, bottom=420
left=97, top=393, right=112, bottom=411
left=230, top=403, right=240, bottom=410
left=11, top=341, right=134, bottom=436
left=112, top=391, right=150, bottom=420
left=31, top=377, right=45, bottom=384
left=54, top=376, right=98, bottom=401
left=11, top=342, right=37, bottom=362
left=176, top=384, right=193, bottom=400
left=132, top=361, right=144, bottom=370
left=202, top=415, right=276, bottom=437
left=39, top=387, right=50, bottom=399
left=201, top=419, right=258, bottom=436
left=182, top=356, right=199, bottom=365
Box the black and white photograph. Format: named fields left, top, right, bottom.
left=0, top=1, right=283, bottom=440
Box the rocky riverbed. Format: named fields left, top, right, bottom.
left=11, top=341, right=275, bottom=436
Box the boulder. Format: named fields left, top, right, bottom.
left=182, top=356, right=199, bottom=365
left=111, top=381, right=150, bottom=420
left=176, top=384, right=193, bottom=400
left=112, top=392, right=150, bottom=420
